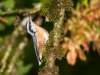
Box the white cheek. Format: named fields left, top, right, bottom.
left=31, top=26, right=36, bottom=32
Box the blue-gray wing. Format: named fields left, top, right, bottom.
left=32, top=35, right=41, bottom=65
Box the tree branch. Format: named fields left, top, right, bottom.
left=38, top=8, right=65, bottom=75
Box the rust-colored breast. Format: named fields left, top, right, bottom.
left=33, top=22, right=49, bottom=54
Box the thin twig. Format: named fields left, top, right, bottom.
left=7, top=37, right=28, bottom=74
left=0, top=31, right=18, bottom=73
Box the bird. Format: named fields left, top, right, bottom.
left=26, top=15, right=49, bottom=65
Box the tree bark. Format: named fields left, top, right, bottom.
left=38, top=8, right=65, bottom=75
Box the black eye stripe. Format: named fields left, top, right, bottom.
left=29, top=20, right=31, bottom=25
left=28, top=21, right=36, bottom=34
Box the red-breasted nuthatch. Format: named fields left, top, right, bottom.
left=26, top=15, right=49, bottom=65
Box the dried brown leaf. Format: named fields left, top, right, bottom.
left=66, top=50, right=77, bottom=65
left=81, top=41, right=89, bottom=52
left=62, top=42, right=68, bottom=52
left=0, top=16, right=8, bottom=24
left=76, top=49, right=87, bottom=61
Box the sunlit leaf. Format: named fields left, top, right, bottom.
left=82, top=0, right=88, bottom=8
left=2, top=0, right=15, bottom=8
left=78, top=34, right=86, bottom=40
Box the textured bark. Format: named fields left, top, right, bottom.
left=53, top=8, right=65, bottom=50
left=38, top=8, right=65, bottom=75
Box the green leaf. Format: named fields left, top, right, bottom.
left=76, top=2, right=80, bottom=10
left=0, top=36, right=3, bottom=45
left=82, top=0, right=88, bottom=8
left=78, top=34, right=86, bottom=40
left=0, top=74, right=2, bottom=75
left=5, top=16, right=14, bottom=26
left=32, top=2, right=38, bottom=7
left=2, top=0, right=15, bottom=8
left=17, top=60, right=33, bottom=75
left=0, top=9, right=3, bottom=14
left=0, top=23, right=6, bottom=31
left=96, top=26, right=100, bottom=33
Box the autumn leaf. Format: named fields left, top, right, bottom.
left=76, top=49, right=87, bottom=61
left=66, top=50, right=77, bottom=65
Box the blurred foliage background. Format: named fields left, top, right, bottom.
left=0, top=0, right=100, bottom=75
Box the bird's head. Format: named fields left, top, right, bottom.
left=26, top=15, right=37, bottom=36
